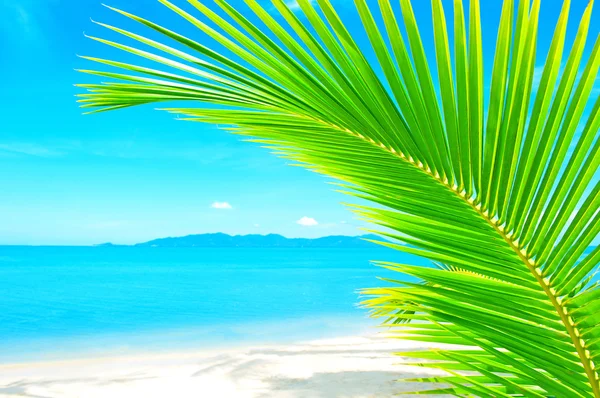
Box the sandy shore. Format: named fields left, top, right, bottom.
left=0, top=335, right=447, bottom=397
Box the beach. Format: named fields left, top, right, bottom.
left=0, top=334, right=446, bottom=398
left=0, top=247, right=442, bottom=396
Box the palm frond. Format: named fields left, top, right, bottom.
left=77, top=0, right=600, bottom=395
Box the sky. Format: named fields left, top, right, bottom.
left=0, top=0, right=598, bottom=245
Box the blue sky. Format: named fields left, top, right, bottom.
left=0, top=0, right=598, bottom=245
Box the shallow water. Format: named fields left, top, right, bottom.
left=0, top=246, right=424, bottom=362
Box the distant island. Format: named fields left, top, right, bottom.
left=97, top=233, right=380, bottom=248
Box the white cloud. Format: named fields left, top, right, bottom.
left=211, top=202, right=232, bottom=210
left=297, top=216, right=318, bottom=226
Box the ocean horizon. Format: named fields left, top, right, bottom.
left=0, top=245, right=424, bottom=363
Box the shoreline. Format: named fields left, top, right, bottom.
left=0, top=314, right=380, bottom=364
left=0, top=333, right=447, bottom=398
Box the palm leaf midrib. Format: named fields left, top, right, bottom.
left=76, top=1, right=600, bottom=394
left=308, top=114, right=600, bottom=396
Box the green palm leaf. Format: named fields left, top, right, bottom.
left=77, top=0, right=600, bottom=395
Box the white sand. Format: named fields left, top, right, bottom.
left=0, top=335, right=448, bottom=397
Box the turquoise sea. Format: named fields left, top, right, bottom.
left=0, top=246, right=424, bottom=362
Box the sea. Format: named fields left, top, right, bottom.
left=0, top=246, right=426, bottom=363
